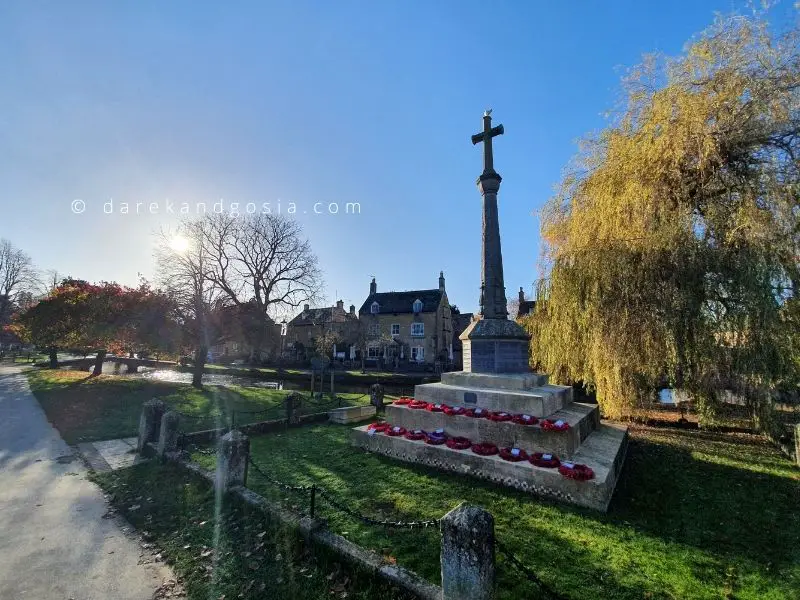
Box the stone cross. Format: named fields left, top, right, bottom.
left=472, top=110, right=508, bottom=319
left=471, top=109, right=504, bottom=176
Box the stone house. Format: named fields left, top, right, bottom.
left=285, top=300, right=360, bottom=360
left=357, top=273, right=453, bottom=369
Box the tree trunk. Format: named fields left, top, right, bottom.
left=192, top=346, right=207, bottom=388
left=92, top=349, right=107, bottom=376
left=48, top=347, right=58, bottom=369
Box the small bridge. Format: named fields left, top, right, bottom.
left=57, top=356, right=178, bottom=373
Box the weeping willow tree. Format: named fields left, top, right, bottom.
left=527, top=15, right=800, bottom=422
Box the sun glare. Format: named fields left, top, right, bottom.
left=169, top=235, right=190, bottom=253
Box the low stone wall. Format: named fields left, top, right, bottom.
left=329, top=405, right=377, bottom=424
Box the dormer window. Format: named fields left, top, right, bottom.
left=412, top=299, right=423, bottom=313
left=371, top=301, right=380, bottom=314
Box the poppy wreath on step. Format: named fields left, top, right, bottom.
left=426, top=402, right=445, bottom=412
left=487, top=411, right=513, bottom=422
left=558, top=462, right=595, bottom=481
left=540, top=419, right=571, bottom=432
left=465, top=407, right=489, bottom=419
left=530, top=452, right=561, bottom=468
left=445, top=436, right=472, bottom=450
left=499, top=447, right=529, bottom=462
left=404, top=429, right=426, bottom=441
left=443, top=405, right=466, bottom=416
left=408, top=400, right=429, bottom=410
left=512, top=414, right=539, bottom=426
left=367, top=422, right=391, bottom=433
left=393, top=397, right=413, bottom=406
left=425, top=430, right=447, bottom=445
left=471, top=442, right=499, bottom=456
left=386, top=425, right=407, bottom=437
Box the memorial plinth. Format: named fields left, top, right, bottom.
left=351, top=111, right=628, bottom=512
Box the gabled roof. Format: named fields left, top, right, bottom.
left=359, top=289, right=444, bottom=315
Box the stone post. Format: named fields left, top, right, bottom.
left=137, top=399, right=166, bottom=454
left=794, top=423, right=800, bottom=467
left=215, top=430, right=250, bottom=493
left=440, top=503, right=495, bottom=600
left=157, top=411, right=180, bottom=459
left=285, top=392, right=301, bottom=425
left=369, top=383, right=386, bottom=414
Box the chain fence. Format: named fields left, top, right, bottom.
left=247, top=456, right=440, bottom=529
left=495, top=539, right=566, bottom=600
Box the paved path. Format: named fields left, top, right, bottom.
left=0, top=365, right=177, bottom=600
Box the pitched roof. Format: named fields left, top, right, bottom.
left=358, top=289, right=444, bottom=315
left=288, top=306, right=356, bottom=327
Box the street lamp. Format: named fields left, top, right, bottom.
left=280, top=319, right=287, bottom=361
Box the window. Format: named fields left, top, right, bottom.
left=371, top=301, right=380, bottom=314
left=411, top=322, right=424, bottom=337
left=368, top=323, right=379, bottom=336
left=411, top=346, right=424, bottom=361
left=412, top=299, right=423, bottom=313
left=367, top=345, right=381, bottom=359
left=391, top=323, right=400, bottom=336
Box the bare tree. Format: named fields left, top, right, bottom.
left=154, top=224, right=226, bottom=387
left=198, top=213, right=323, bottom=361
left=0, top=239, right=39, bottom=325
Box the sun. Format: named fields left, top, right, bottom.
left=169, top=235, right=190, bottom=254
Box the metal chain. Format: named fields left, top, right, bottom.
left=495, top=539, right=565, bottom=600
left=247, top=457, right=313, bottom=493
left=317, top=488, right=440, bottom=530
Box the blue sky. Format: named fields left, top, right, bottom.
left=1, top=1, right=796, bottom=316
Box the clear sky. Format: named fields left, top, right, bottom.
left=1, top=1, right=796, bottom=316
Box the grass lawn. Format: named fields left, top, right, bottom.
left=190, top=423, right=800, bottom=600
left=26, top=368, right=377, bottom=445
left=90, top=462, right=416, bottom=600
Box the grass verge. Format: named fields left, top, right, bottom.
left=190, top=423, right=800, bottom=600
left=26, top=368, right=374, bottom=444
left=90, top=462, right=416, bottom=600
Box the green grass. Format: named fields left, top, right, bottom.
left=90, top=462, right=416, bottom=600
left=190, top=424, right=800, bottom=600
left=26, top=369, right=375, bottom=445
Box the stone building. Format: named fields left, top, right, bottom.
left=358, top=272, right=453, bottom=369
left=285, top=300, right=360, bottom=360
left=515, top=287, right=536, bottom=319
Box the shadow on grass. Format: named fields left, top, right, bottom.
left=234, top=423, right=799, bottom=600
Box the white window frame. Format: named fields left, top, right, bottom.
left=371, top=301, right=380, bottom=314
left=411, top=322, right=424, bottom=337
left=367, top=345, right=381, bottom=359
left=411, top=346, right=424, bottom=361
left=391, top=323, right=400, bottom=336
left=368, top=323, right=379, bottom=336
left=412, top=299, right=423, bottom=313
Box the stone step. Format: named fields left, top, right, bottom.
left=412, top=382, right=572, bottom=417
left=440, top=371, right=549, bottom=391
left=328, top=405, right=376, bottom=424
left=385, top=402, right=599, bottom=458
left=351, top=422, right=629, bottom=512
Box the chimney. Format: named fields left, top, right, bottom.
left=370, top=277, right=377, bottom=295
left=349, top=304, right=355, bottom=316
left=439, top=271, right=445, bottom=292
left=303, top=303, right=310, bottom=312
left=518, top=287, right=525, bottom=304
left=336, top=299, right=344, bottom=310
